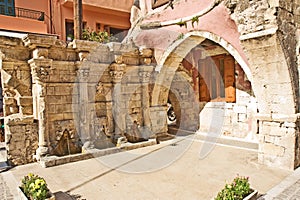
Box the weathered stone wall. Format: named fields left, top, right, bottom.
left=5, top=116, right=38, bottom=165
left=226, top=0, right=300, bottom=169
left=128, top=0, right=300, bottom=170
left=169, top=70, right=199, bottom=131
left=276, top=0, right=300, bottom=167
left=0, top=36, right=37, bottom=165
left=1, top=0, right=299, bottom=170
left=0, top=34, right=158, bottom=165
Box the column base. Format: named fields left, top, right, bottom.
left=34, top=146, right=49, bottom=161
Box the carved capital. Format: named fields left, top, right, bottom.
left=109, top=71, right=124, bottom=83
left=29, top=59, right=52, bottom=82
left=77, top=68, right=90, bottom=82
left=139, top=66, right=153, bottom=83
left=109, top=63, right=125, bottom=83
left=138, top=71, right=152, bottom=83
left=32, top=65, right=51, bottom=82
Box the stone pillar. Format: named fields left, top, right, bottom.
left=109, top=63, right=125, bottom=143
left=29, top=58, right=52, bottom=160
left=139, top=65, right=154, bottom=138
left=23, top=34, right=57, bottom=160
left=149, top=106, right=168, bottom=135
left=77, top=66, right=90, bottom=144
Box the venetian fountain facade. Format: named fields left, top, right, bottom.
left=0, top=0, right=299, bottom=170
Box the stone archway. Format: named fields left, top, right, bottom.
left=151, top=31, right=253, bottom=106
left=150, top=31, right=299, bottom=170
left=150, top=31, right=252, bottom=134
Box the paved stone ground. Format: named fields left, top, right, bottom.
left=0, top=174, right=14, bottom=200
left=1, top=134, right=300, bottom=199
left=0, top=134, right=292, bottom=200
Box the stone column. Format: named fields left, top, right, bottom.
left=109, top=63, right=125, bottom=143
left=29, top=58, right=52, bottom=160
left=139, top=65, right=153, bottom=138
left=77, top=66, right=90, bottom=144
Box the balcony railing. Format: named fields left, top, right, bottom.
left=15, top=7, right=44, bottom=21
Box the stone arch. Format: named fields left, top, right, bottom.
left=152, top=31, right=252, bottom=107
left=151, top=30, right=299, bottom=170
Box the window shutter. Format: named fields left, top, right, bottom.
left=224, top=56, right=236, bottom=103
left=198, top=59, right=210, bottom=102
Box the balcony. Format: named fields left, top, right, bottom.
left=0, top=7, right=47, bottom=34
left=15, top=7, right=44, bottom=21
left=61, top=0, right=134, bottom=13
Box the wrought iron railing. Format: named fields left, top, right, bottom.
left=15, top=7, right=44, bottom=21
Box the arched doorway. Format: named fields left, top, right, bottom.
left=150, top=30, right=299, bottom=170
left=151, top=31, right=256, bottom=139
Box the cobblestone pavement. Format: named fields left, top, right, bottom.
left=0, top=174, right=14, bottom=200
left=258, top=166, right=300, bottom=200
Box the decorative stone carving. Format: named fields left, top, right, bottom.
left=3, top=86, right=16, bottom=97
left=77, top=68, right=90, bottom=82
left=29, top=59, right=53, bottom=82
left=109, top=63, right=125, bottom=83
left=32, top=48, right=49, bottom=59
left=78, top=51, right=89, bottom=61
left=138, top=71, right=152, bottom=83
left=114, top=55, right=123, bottom=64
left=52, top=120, right=82, bottom=156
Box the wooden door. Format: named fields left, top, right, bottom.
left=224, top=56, right=236, bottom=103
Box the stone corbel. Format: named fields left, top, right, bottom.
left=32, top=48, right=49, bottom=59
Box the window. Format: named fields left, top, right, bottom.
left=0, top=0, right=15, bottom=16
left=65, top=20, right=87, bottom=41
left=104, top=25, right=128, bottom=42
left=96, top=23, right=101, bottom=33
left=65, top=21, right=74, bottom=41
left=110, top=27, right=128, bottom=42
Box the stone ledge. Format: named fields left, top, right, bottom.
left=239, top=27, right=278, bottom=40
left=255, top=113, right=300, bottom=122
left=38, top=139, right=157, bottom=168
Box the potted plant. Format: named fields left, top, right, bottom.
left=215, top=175, right=257, bottom=200
left=19, top=173, right=55, bottom=200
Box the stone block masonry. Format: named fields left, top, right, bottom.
left=0, top=34, right=159, bottom=165
left=226, top=0, right=300, bottom=170
left=0, top=0, right=299, bottom=172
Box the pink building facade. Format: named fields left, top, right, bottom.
left=0, top=0, right=133, bottom=41
left=126, top=0, right=300, bottom=170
